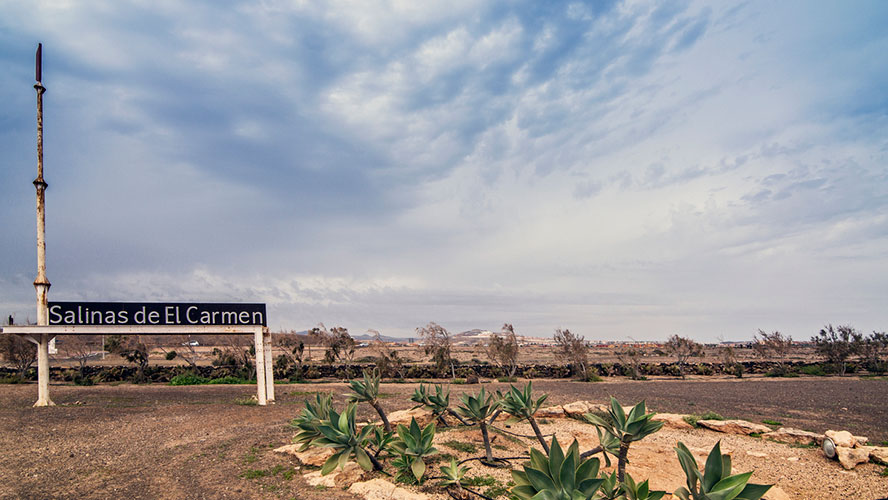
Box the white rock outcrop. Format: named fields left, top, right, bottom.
left=696, top=419, right=772, bottom=435
left=348, top=478, right=430, bottom=500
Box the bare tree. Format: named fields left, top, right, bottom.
left=615, top=345, right=645, bottom=380
left=274, top=330, right=305, bottom=367
left=554, top=328, right=590, bottom=380
left=309, top=324, right=355, bottom=364
left=754, top=329, right=793, bottom=375
left=858, top=331, right=888, bottom=373
left=369, top=329, right=405, bottom=379
left=665, top=335, right=702, bottom=379
left=105, top=335, right=150, bottom=382
left=418, top=322, right=455, bottom=379
left=61, top=335, right=94, bottom=377
left=486, top=323, right=519, bottom=379
left=211, top=335, right=255, bottom=379
left=0, top=334, right=37, bottom=378
left=812, top=324, right=861, bottom=376
left=719, top=344, right=743, bottom=378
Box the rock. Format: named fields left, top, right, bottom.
left=865, top=445, right=888, bottom=465
left=746, top=451, right=768, bottom=458
left=465, top=374, right=479, bottom=384
left=386, top=406, right=436, bottom=427
left=697, top=419, right=772, bottom=435
left=652, top=413, right=693, bottom=430
left=348, top=478, right=430, bottom=500
left=836, top=446, right=870, bottom=470
left=562, top=401, right=598, bottom=418
left=274, top=443, right=334, bottom=466
left=763, top=485, right=793, bottom=500
left=536, top=405, right=566, bottom=418
left=824, top=430, right=868, bottom=447
left=303, top=462, right=363, bottom=488
left=762, top=427, right=823, bottom=446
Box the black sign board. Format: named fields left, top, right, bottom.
left=48, top=302, right=267, bottom=327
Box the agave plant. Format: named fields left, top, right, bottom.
left=410, top=383, right=467, bottom=426
left=511, top=436, right=604, bottom=500
left=583, top=398, right=664, bottom=481
left=390, top=417, right=438, bottom=483
left=454, top=387, right=502, bottom=463
left=290, top=392, right=334, bottom=451
left=440, top=457, right=470, bottom=491
left=366, top=424, right=394, bottom=459
left=347, top=367, right=391, bottom=432
left=673, top=441, right=772, bottom=500
left=311, top=402, right=383, bottom=475
left=498, top=381, right=551, bottom=453
left=622, top=473, right=667, bottom=500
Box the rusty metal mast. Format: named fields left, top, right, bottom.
left=33, top=42, right=54, bottom=406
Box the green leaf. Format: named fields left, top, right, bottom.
left=526, top=467, right=557, bottom=492
left=549, top=436, right=565, bottom=482
left=734, top=483, right=772, bottom=500
left=673, top=487, right=691, bottom=500
left=354, top=447, right=372, bottom=471
left=511, top=485, right=538, bottom=499
left=575, top=457, right=600, bottom=482
left=708, top=472, right=753, bottom=500
left=410, top=457, right=426, bottom=482
left=321, top=451, right=342, bottom=476
left=559, top=448, right=577, bottom=492
left=529, top=447, right=548, bottom=473
left=512, top=469, right=532, bottom=487
left=702, top=441, right=724, bottom=492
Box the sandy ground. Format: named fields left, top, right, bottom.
left=0, top=377, right=885, bottom=500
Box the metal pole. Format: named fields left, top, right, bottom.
left=33, top=43, right=54, bottom=407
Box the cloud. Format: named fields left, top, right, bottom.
left=1, top=1, right=886, bottom=340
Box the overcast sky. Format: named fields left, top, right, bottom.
left=1, top=1, right=886, bottom=341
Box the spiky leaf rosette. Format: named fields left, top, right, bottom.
left=583, top=397, right=664, bottom=445
left=511, top=436, right=604, bottom=500
left=390, top=417, right=438, bottom=482
left=410, top=383, right=451, bottom=417
left=290, top=393, right=334, bottom=451
left=454, top=387, right=501, bottom=423
left=499, top=381, right=548, bottom=422
left=310, top=403, right=377, bottom=475
left=623, top=472, right=667, bottom=500
left=347, top=367, right=380, bottom=403
left=440, top=457, right=470, bottom=489
left=673, top=441, right=772, bottom=500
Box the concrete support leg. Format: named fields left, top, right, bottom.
left=35, top=333, right=54, bottom=407
left=263, top=328, right=274, bottom=402
left=254, top=328, right=267, bottom=406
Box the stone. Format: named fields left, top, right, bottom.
left=536, top=405, right=566, bottom=418
left=273, top=443, right=334, bottom=466
left=386, top=406, right=436, bottom=428
left=562, top=401, right=598, bottom=418
left=652, top=413, right=694, bottom=430
left=696, top=419, right=772, bottom=435
left=761, top=427, right=823, bottom=446
left=825, top=430, right=857, bottom=448
left=763, top=485, right=793, bottom=500
left=746, top=451, right=768, bottom=458
left=865, top=445, right=888, bottom=465
left=348, top=478, right=430, bottom=500
left=836, top=446, right=870, bottom=470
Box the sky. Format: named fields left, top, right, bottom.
left=1, top=1, right=886, bottom=342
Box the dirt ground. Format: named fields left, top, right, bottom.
left=0, top=376, right=885, bottom=500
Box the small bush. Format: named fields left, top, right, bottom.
left=208, top=376, right=251, bottom=384
left=73, top=375, right=94, bottom=386
left=684, top=411, right=724, bottom=427
left=169, top=373, right=209, bottom=386
left=496, top=376, right=517, bottom=383
left=0, top=375, right=28, bottom=384
left=582, top=371, right=603, bottom=382
left=165, top=351, right=178, bottom=361
left=762, top=419, right=782, bottom=426
left=799, top=364, right=827, bottom=376
left=451, top=378, right=466, bottom=384
left=235, top=396, right=258, bottom=406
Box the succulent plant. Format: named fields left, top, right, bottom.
left=366, top=423, right=394, bottom=458
left=311, top=402, right=382, bottom=475
left=440, top=457, right=470, bottom=491
left=455, top=387, right=502, bottom=462
left=511, top=436, right=604, bottom=500
left=498, top=381, right=551, bottom=453
left=410, top=383, right=467, bottom=426
left=673, top=441, right=772, bottom=500
left=622, top=473, right=667, bottom=500
left=290, top=392, right=334, bottom=451
left=347, top=367, right=391, bottom=432
left=583, top=398, right=664, bottom=481
left=390, top=417, right=438, bottom=483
